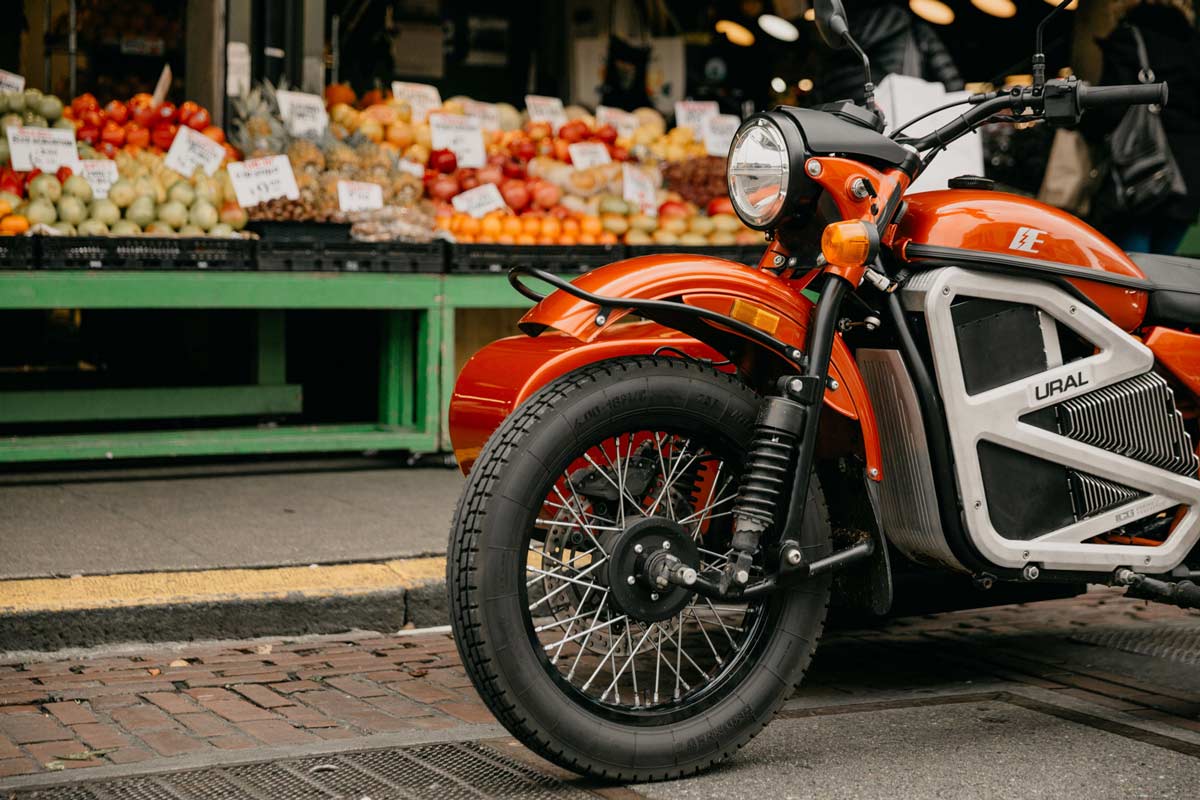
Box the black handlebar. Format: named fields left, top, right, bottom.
left=1078, top=82, right=1168, bottom=109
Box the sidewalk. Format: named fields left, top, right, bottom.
left=1, top=588, right=1197, bottom=794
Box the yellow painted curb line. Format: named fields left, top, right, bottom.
left=0, top=557, right=446, bottom=614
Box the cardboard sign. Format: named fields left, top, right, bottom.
left=430, top=113, right=485, bottom=168
left=674, top=100, right=719, bottom=132
left=227, top=155, right=300, bottom=208
left=622, top=163, right=657, bottom=216
left=392, top=81, right=442, bottom=123
left=0, top=70, right=25, bottom=93
left=6, top=126, right=78, bottom=172
left=703, top=114, right=740, bottom=157
left=568, top=142, right=611, bottom=169
left=398, top=159, right=425, bottom=178
left=337, top=180, right=384, bottom=212
left=164, top=126, right=227, bottom=177
left=76, top=159, right=119, bottom=199
left=525, top=94, right=567, bottom=131
left=226, top=42, right=251, bottom=97
left=452, top=183, right=507, bottom=218
left=596, top=105, right=639, bottom=139
left=276, top=90, right=329, bottom=137
left=462, top=100, right=502, bottom=131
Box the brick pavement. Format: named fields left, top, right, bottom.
left=0, top=587, right=1195, bottom=781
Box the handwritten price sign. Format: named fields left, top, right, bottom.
left=276, top=90, right=329, bottom=137
left=703, top=114, right=741, bottom=157
left=164, top=126, right=227, bottom=177
left=674, top=100, right=720, bottom=132
left=568, top=142, right=611, bottom=169
left=392, top=82, right=442, bottom=123
left=226, top=155, right=300, bottom=208
left=77, top=160, right=119, bottom=199
left=596, top=106, right=639, bottom=139
left=462, top=100, right=502, bottom=131
left=337, top=180, right=384, bottom=212
left=623, top=163, right=658, bottom=216
left=6, top=126, right=78, bottom=172
left=430, top=113, right=485, bottom=168
left=0, top=70, right=25, bottom=93
left=525, top=95, right=567, bottom=131
left=452, top=183, right=508, bottom=218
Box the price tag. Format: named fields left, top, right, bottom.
left=163, top=125, right=227, bottom=177
left=596, top=106, right=639, bottom=139
left=398, top=159, right=425, bottom=178
left=76, top=159, right=119, bottom=199
left=674, top=100, right=720, bottom=132
left=703, top=114, right=741, bottom=157
left=0, top=70, right=25, bottom=93
left=462, top=100, right=502, bottom=131
left=226, top=155, right=300, bottom=208
left=276, top=90, right=329, bottom=137
left=392, top=81, right=442, bottom=123
left=568, top=142, right=611, bottom=169
left=430, top=113, right=485, bottom=168
left=337, top=180, right=384, bottom=212
left=452, top=183, right=508, bottom=218
left=622, top=163, right=657, bottom=216
left=6, top=126, right=78, bottom=172
left=226, top=42, right=251, bottom=97
left=525, top=94, right=567, bottom=131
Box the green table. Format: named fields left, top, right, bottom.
left=0, top=271, right=443, bottom=463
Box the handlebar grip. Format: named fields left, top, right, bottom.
left=1079, top=82, right=1168, bottom=109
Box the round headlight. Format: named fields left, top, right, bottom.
left=726, top=116, right=791, bottom=230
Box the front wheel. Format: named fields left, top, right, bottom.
left=448, top=355, right=832, bottom=781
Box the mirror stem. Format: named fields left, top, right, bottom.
left=1034, top=0, right=1074, bottom=91
left=843, top=33, right=875, bottom=108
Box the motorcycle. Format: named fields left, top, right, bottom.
left=445, top=0, right=1200, bottom=781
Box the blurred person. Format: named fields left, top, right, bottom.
left=1084, top=0, right=1200, bottom=254
left=821, top=0, right=962, bottom=103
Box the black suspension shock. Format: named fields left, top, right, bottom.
left=725, top=277, right=852, bottom=590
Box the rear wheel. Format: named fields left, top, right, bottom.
left=448, top=355, right=831, bottom=781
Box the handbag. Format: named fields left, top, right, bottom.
left=1039, top=128, right=1098, bottom=216
left=1109, top=25, right=1188, bottom=211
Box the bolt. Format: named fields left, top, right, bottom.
left=869, top=468, right=880, bottom=478
left=650, top=593, right=660, bottom=601
left=1144, top=556, right=1152, bottom=565
left=596, top=315, right=608, bottom=325
left=680, top=567, right=697, bottom=586
left=828, top=378, right=840, bottom=391
left=1022, top=564, right=1040, bottom=581
left=735, top=569, right=750, bottom=585
left=806, top=160, right=822, bottom=177
left=1022, top=551, right=1030, bottom=560
left=1069, top=305, right=1077, bottom=315
left=788, top=378, right=804, bottom=394
left=662, top=541, right=671, bottom=550
left=942, top=286, right=951, bottom=296
left=634, top=543, right=643, bottom=554
left=655, top=576, right=668, bottom=589
left=626, top=575, right=636, bottom=585
left=974, top=500, right=982, bottom=509
left=790, top=349, right=803, bottom=361
left=785, top=549, right=803, bottom=566
left=773, top=254, right=786, bottom=267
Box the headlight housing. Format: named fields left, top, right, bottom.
left=725, top=112, right=811, bottom=231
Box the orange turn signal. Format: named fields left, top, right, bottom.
left=821, top=220, right=878, bottom=269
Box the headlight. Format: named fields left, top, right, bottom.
left=727, top=116, right=792, bottom=230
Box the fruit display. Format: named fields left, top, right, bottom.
left=350, top=203, right=438, bottom=243
left=63, top=92, right=234, bottom=162
left=662, top=156, right=730, bottom=209
left=0, top=89, right=72, bottom=165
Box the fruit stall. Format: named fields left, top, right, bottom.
left=0, top=69, right=767, bottom=463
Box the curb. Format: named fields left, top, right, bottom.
left=0, top=558, right=448, bottom=652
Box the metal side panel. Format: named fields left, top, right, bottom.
left=857, top=348, right=965, bottom=571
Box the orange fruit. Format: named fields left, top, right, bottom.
left=459, top=216, right=482, bottom=236
left=515, top=233, right=537, bottom=245
left=497, top=233, right=516, bottom=245
left=456, top=233, right=475, bottom=244
left=578, top=233, right=598, bottom=245
left=558, top=234, right=577, bottom=246
left=521, top=216, right=541, bottom=236
left=0, top=215, right=29, bottom=234
left=540, top=217, right=561, bottom=239
left=501, top=217, right=522, bottom=237
left=561, top=218, right=580, bottom=237
left=480, top=215, right=503, bottom=237
left=536, top=235, right=556, bottom=245
left=435, top=216, right=452, bottom=231
left=0, top=201, right=11, bottom=218
left=580, top=215, right=603, bottom=236
left=597, top=231, right=618, bottom=245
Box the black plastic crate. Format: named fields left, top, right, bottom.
left=0, top=235, right=37, bottom=270
left=257, top=239, right=444, bottom=273
left=625, top=244, right=763, bottom=267
left=38, top=236, right=256, bottom=271
left=247, top=221, right=352, bottom=242
left=448, top=243, right=624, bottom=274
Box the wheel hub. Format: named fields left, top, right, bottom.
left=607, top=517, right=699, bottom=623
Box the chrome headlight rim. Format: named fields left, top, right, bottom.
left=725, top=110, right=808, bottom=231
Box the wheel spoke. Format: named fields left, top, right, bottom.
left=528, top=557, right=607, bottom=612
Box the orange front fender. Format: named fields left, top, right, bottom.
left=453, top=255, right=883, bottom=480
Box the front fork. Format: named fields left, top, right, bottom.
left=723, top=275, right=853, bottom=591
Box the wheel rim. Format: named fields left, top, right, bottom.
left=521, top=428, right=774, bottom=723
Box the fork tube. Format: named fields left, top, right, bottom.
left=779, top=275, right=852, bottom=542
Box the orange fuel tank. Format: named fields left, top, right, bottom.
left=891, top=190, right=1149, bottom=331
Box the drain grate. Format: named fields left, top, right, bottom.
left=12, top=742, right=594, bottom=800
left=1072, top=623, right=1200, bottom=666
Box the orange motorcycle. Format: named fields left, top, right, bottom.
left=446, top=0, right=1199, bottom=780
